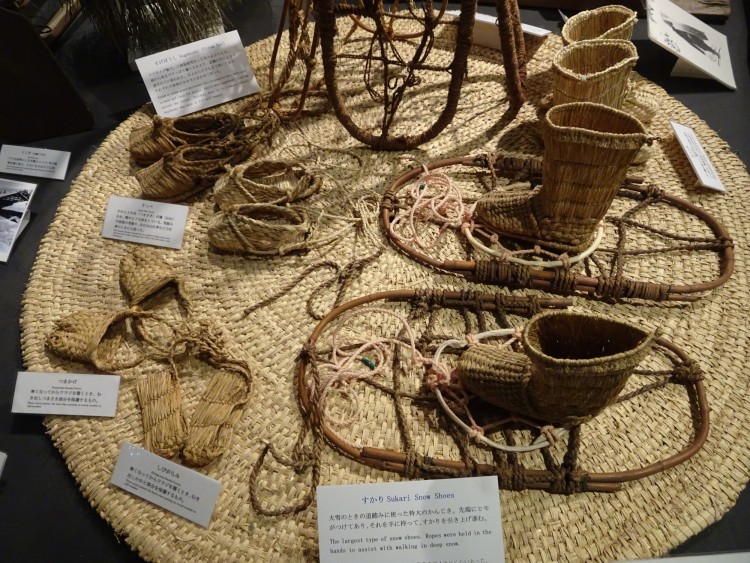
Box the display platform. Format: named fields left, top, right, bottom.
left=1, top=1, right=749, bottom=561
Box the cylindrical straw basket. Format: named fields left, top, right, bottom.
left=552, top=39, right=638, bottom=108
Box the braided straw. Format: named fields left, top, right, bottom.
left=561, top=5, right=637, bottom=45
left=552, top=39, right=638, bottom=109
left=213, top=160, right=322, bottom=209
left=136, top=369, right=187, bottom=459
left=135, top=137, right=258, bottom=202
left=129, top=113, right=243, bottom=166
left=207, top=203, right=311, bottom=255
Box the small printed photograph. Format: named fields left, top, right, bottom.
left=0, top=178, right=36, bottom=262
left=647, top=0, right=735, bottom=89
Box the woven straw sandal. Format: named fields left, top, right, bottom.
left=213, top=160, right=322, bottom=210
left=46, top=309, right=148, bottom=372
left=552, top=39, right=638, bottom=109
left=136, top=137, right=257, bottom=202
left=136, top=368, right=188, bottom=459
left=207, top=203, right=311, bottom=255
left=475, top=102, right=648, bottom=253
left=129, top=113, right=244, bottom=166
left=561, top=5, right=637, bottom=45
left=458, top=310, right=656, bottom=424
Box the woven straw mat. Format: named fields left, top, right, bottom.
left=20, top=19, right=750, bottom=563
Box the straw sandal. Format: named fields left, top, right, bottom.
left=214, top=160, right=322, bottom=210
left=136, top=368, right=188, bottom=458
left=46, top=309, right=148, bottom=372
left=561, top=5, right=637, bottom=45
left=475, top=102, right=648, bottom=253
left=208, top=203, right=311, bottom=255
left=129, top=113, right=244, bottom=166
left=120, top=246, right=189, bottom=308
left=136, top=137, right=257, bottom=202
left=458, top=310, right=656, bottom=424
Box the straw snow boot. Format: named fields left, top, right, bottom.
left=474, top=102, right=648, bottom=253
left=561, top=5, right=636, bottom=45
left=552, top=39, right=638, bottom=109
left=457, top=310, right=656, bottom=424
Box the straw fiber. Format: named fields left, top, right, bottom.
left=20, top=17, right=750, bottom=563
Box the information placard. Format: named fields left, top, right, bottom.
left=670, top=121, right=725, bottom=192
left=110, top=443, right=221, bottom=527
left=101, top=195, right=189, bottom=249
left=0, top=144, right=71, bottom=180
left=11, top=371, right=120, bottom=417
left=135, top=30, right=260, bottom=118
left=317, top=476, right=504, bottom=563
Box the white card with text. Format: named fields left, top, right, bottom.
left=0, top=178, right=37, bottom=262
left=447, top=11, right=550, bottom=50
left=0, top=144, right=71, bottom=180
left=101, top=195, right=189, bottom=249
left=110, top=443, right=221, bottom=527
left=317, top=476, right=504, bottom=562
left=670, top=121, right=725, bottom=192
left=11, top=371, right=120, bottom=417
left=647, top=0, right=735, bottom=89
left=135, top=30, right=260, bottom=118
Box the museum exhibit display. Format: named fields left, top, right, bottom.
left=1, top=0, right=749, bottom=561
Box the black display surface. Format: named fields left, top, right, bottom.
left=0, top=1, right=747, bottom=561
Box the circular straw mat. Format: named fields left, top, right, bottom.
left=20, top=16, right=750, bottom=563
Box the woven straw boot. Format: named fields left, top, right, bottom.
left=458, top=310, right=655, bottom=424
left=561, top=5, right=636, bottom=45
left=475, top=102, right=647, bottom=253
left=552, top=39, right=638, bottom=109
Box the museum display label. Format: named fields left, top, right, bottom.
left=11, top=371, right=120, bottom=417
left=671, top=121, right=725, bottom=192
left=110, top=443, right=221, bottom=528
left=101, top=195, right=189, bottom=249
left=135, top=30, right=260, bottom=118
left=317, top=475, right=504, bottom=562
left=0, top=144, right=71, bottom=180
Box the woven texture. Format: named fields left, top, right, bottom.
left=20, top=21, right=750, bottom=563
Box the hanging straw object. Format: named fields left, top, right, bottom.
left=561, top=5, right=637, bottom=45
left=208, top=203, right=311, bottom=255
left=381, top=153, right=734, bottom=301
left=288, top=289, right=709, bottom=496
left=213, top=160, right=322, bottom=209
left=136, top=137, right=257, bottom=202
left=552, top=39, right=638, bottom=109
left=136, top=369, right=188, bottom=459
left=129, top=113, right=243, bottom=166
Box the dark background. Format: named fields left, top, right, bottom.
left=0, top=1, right=747, bottom=561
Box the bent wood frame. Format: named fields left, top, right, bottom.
left=297, top=289, right=709, bottom=493
left=381, top=155, right=735, bottom=301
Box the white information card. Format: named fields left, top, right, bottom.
left=447, top=11, right=550, bottom=50
left=0, top=144, right=71, bottom=180
left=101, top=195, right=189, bottom=249
left=317, top=476, right=504, bottom=563
left=110, top=443, right=221, bottom=527
left=135, top=30, right=260, bottom=118
left=670, top=121, right=725, bottom=192
left=11, top=371, right=121, bottom=417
